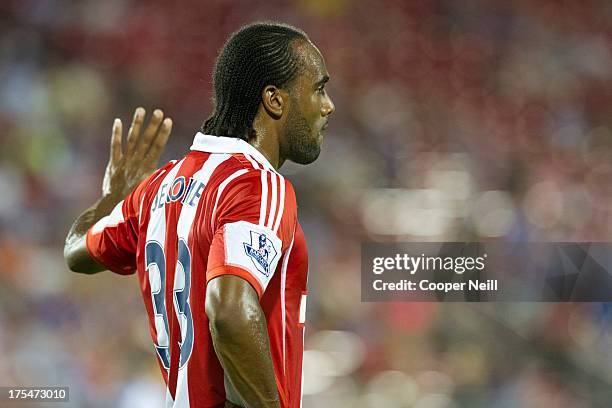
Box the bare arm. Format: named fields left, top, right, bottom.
left=206, top=275, right=281, bottom=408
left=64, top=107, right=172, bottom=273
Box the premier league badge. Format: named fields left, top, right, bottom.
left=244, top=231, right=278, bottom=277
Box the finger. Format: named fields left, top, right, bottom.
left=136, top=108, right=164, bottom=158
left=145, top=117, right=173, bottom=165
left=110, top=118, right=123, bottom=163
left=126, top=107, right=145, bottom=155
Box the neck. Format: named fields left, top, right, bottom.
left=250, top=117, right=285, bottom=170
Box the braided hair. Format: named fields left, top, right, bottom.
left=201, top=22, right=308, bottom=141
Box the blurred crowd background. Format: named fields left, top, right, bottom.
left=1, top=0, right=612, bottom=406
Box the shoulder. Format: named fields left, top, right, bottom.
left=215, top=154, right=295, bottom=202
left=210, top=155, right=297, bottom=237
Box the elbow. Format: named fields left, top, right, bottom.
left=64, top=235, right=83, bottom=273
left=63, top=235, right=104, bottom=274
left=63, top=245, right=91, bottom=274
left=64, top=245, right=78, bottom=272
left=64, top=249, right=84, bottom=273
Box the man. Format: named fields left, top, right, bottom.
left=64, top=22, right=334, bottom=408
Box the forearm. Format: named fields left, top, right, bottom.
left=64, top=192, right=122, bottom=273
left=207, top=280, right=280, bottom=407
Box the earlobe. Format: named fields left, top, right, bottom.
left=261, top=85, right=284, bottom=119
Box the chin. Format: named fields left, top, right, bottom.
left=290, top=144, right=321, bottom=165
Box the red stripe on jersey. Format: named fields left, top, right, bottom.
left=164, top=156, right=204, bottom=401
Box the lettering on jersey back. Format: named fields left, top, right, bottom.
left=151, top=176, right=205, bottom=212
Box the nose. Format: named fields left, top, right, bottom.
left=321, top=93, right=335, bottom=117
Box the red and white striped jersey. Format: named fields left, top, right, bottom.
left=86, top=133, right=309, bottom=408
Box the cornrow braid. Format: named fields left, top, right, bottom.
left=202, top=22, right=309, bottom=141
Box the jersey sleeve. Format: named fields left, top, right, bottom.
left=206, top=169, right=295, bottom=298
left=85, top=175, right=152, bottom=275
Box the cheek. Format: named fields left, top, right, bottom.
left=308, top=96, right=324, bottom=118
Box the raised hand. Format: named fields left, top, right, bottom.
left=102, top=107, right=173, bottom=199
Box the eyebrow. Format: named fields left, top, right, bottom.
left=314, top=75, right=330, bottom=88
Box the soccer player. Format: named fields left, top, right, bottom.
left=64, top=22, right=334, bottom=408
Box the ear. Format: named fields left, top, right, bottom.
left=261, top=85, right=285, bottom=119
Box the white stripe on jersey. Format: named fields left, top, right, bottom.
left=258, top=170, right=268, bottom=226
left=273, top=176, right=285, bottom=233
left=243, top=153, right=261, bottom=170
left=280, top=230, right=295, bottom=375
left=266, top=172, right=278, bottom=230
left=146, top=159, right=185, bottom=363
left=174, top=154, right=230, bottom=408
left=210, top=168, right=249, bottom=236
left=298, top=294, right=307, bottom=324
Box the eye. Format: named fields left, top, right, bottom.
left=316, top=85, right=326, bottom=94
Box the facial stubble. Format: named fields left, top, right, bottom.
left=283, top=103, right=321, bottom=165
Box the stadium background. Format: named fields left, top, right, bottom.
left=1, top=0, right=612, bottom=406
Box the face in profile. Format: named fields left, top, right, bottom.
left=281, top=41, right=335, bottom=165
